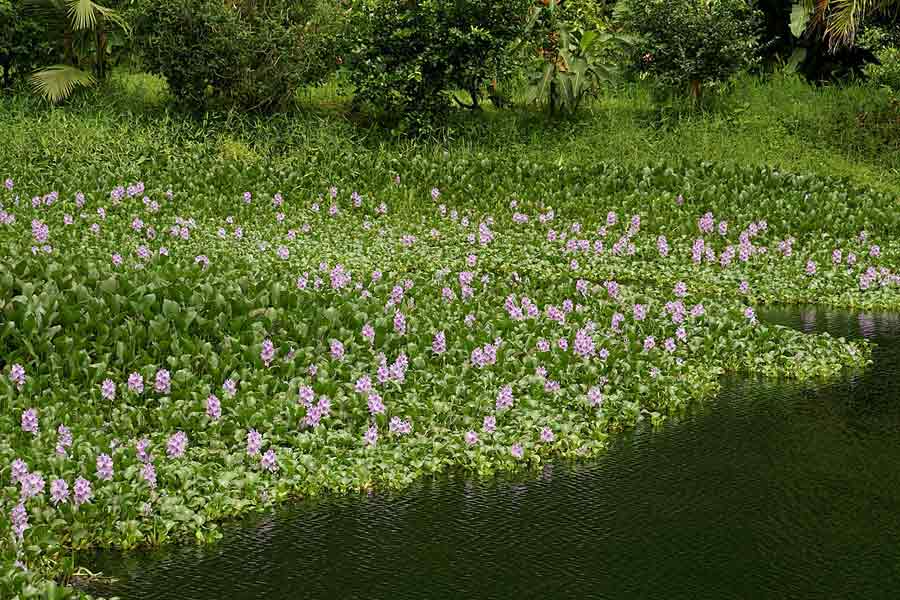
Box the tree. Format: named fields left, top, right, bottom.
left=794, top=0, right=900, bottom=47
left=25, top=0, right=128, bottom=102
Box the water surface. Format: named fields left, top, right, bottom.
left=83, top=307, right=900, bottom=599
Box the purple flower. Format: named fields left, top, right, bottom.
left=690, top=304, right=705, bottom=318
left=588, top=386, right=604, bottom=407
left=364, top=424, right=378, bottom=447
left=136, top=438, right=151, bottom=463
left=21, top=409, right=38, bottom=435
left=50, top=479, right=69, bottom=506
left=20, top=472, right=45, bottom=501
left=870, top=245, right=881, bottom=258
left=10, top=503, right=28, bottom=540
left=9, top=364, right=25, bottom=390
left=393, top=310, right=407, bottom=335
left=367, top=393, right=386, bottom=415
left=100, top=378, right=116, bottom=401
left=664, top=337, right=677, bottom=353
left=362, top=323, right=375, bottom=343
left=128, top=372, right=144, bottom=394
left=154, top=369, right=171, bottom=394
left=141, top=463, right=157, bottom=489
left=673, top=282, right=687, bottom=297
left=247, top=429, right=263, bottom=456
left=207, top=394, right=222, bottom=421
left=73, top=477, right=92, bottom=507
left=573, top=326, right=595, bottom=358
left=261, top=449, right=278, bottom=472
left=167, top=431, right=188, bottom=459
left=96, top=453, right=114, bottom=481
left=330, top=339, right=345, bottom=361
left=432, top=330, right=446, bottom=355
left=389, top=416, right=412, bottom=435
left=643, top=336, right=656, bottom=351
left=805, top=260, right=817, bottom=276
left=832, top=249, right=842, bottom=264
left=633, top=304, right=647, bottom=321
left=483, top=415, right=496, bottom=433
left=56, top=424, right=73, bottom=456
left=464, top=430, right=479, bottom=446
left=223, top=378, right=237, bottom=398
left=261, top=338, right=275, bottom=366
left=4, top=178, right=12, bottom=190
left=496, top=385, right=514, bottom=411
left=744, top=307, right=757, bottom=323
left=738, top=281, right=749, bottom=294
left=540, top=427, right=555, bottom=443
left=11, top=458, right=29, bottom=486
left=511, top=443, right=524, bottom=459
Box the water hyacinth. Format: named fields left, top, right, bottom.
left=10, top=503, right=28, bottom=540
left=464, top=431, right=479, bottom=446
left=206, top=394, right=222, bottom=421
left=50, top=479, right=69, bottom=506
left=101, top=378, right=116, bottom=401
left=167, top=431, right=188, bottom=458
left=128, top=372, right=144, bottom=394
left=141, top=463, right=157, bottom=489
left=261, top=449, right=278, bottom=473
left=364, top=424, right=378, bottom=447
left=73, top=477, right=92, bottom=507
left=21, top=409, right=38, bottom=435
left=9, top=363, right=25, bottom=390
left=96, top=454, right=114, bottom=481
left=247, top=429, right=263, bottom=456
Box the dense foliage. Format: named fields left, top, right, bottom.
left=131, top=0, right=344, bottom=111
left=619, top=0, right=762, bottom=98
left=0, top=0, right=55, bottom=88
left=347, top=0, right=531, bottom=133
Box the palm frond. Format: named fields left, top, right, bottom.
left=29, top=65, right=96, bottom=103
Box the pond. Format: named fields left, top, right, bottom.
left=80, top=307, right=900, bottom=599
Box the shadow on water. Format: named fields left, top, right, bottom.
left=81, top=306, right=900, bottom=600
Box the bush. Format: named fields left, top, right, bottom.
left=131, top=0, right=345, bottom=112
left=0, top=0, right=56, bottom=89
left=618, top=0, right=761, bottom=100
left=861, top=24, right=900, bottom=96
left=347, top=0, right=531, bottom=135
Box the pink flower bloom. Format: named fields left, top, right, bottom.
left=540, top=427, right=555, bottom=443
left=21, top=409, right=38, bottom=435
left=96, top=453, right=114, bottom=481
left=149, top=368, right=168, bottom=395
left=673, top=282, right=687, bottom=297
left=73, top=477, right=92, bottom=507
left=223, top=378, right=237, bottom=398
left=511, top=443, right=524, bottom=458
left=389, top=416, right=412, bottom=435
left=10, top=503, right=28, bottom=540
left=261, top=338, right=275, bottom=366
left=464, top=431, right=479, bottom=446
left=432, top=330, right=446, bottom=354
left=330, top=339, right=345, bottom=361
left=141, top=463, right=157, bottom=489
left=364, top=424, right=378, bottom=447
left=112, top=253, right=123, bottom=266
left=367, top=393, right=386, bottom=415
left=496, top=385, right=514, bottom=410
left=362, top=323, right=375, bottom=343
left=806, top=260, right=817, bottom=276
left=50, top=479, right=69, bottom=506
left=11, top=459, right=29, bottom=486
left=9, top=363, right=25, bottom=390
left=206, top=394, right=221, bottom=420
left=247, top=429, right=262, bottom=456
left=588, top=386, right=603, bottom=407
left=167, top=431, right=188, bottom=458
left=261, top=449, right=278, bottom=472
left=128, top=372, right=144, bottom=394
left=483, top=415, right=496, bottom=433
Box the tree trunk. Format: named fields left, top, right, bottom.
left=689, top=79, right=702, bottom=102
left=96, top=17, right=108, bottom=79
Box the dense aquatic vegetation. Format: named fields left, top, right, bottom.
left=3, top=157, right=900, bottom=598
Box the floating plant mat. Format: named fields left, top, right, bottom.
left=78, top=306, right=900, bottom=600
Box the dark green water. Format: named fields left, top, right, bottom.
left=82, top=307, right=900, bottom=599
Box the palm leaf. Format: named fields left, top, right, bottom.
left=29, top=65, right=95, bottom=103
left=66, top=0, right=125, bottom=31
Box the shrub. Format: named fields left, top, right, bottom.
left=862, top=24, right=900, bottom=96
left=617, top=0, right=762, bottom=100
left=0, top=0, right=56, bottom=89
left=347, top=0, right=531, bottom=135
left=132, top=0, right=345, bottom=112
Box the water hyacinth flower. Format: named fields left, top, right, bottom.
left=643, top=336, right=656, bottom=351
left=739, top=281, right=750, bottom=294
left=96, top=454, right=114, bottom=481
left=432, top=330, right=446, bottom=354
left=744, top=307, right=757, bottom=324
left=73, top=477, right=92, bottom=507
left=832, top=249, right=843, bottom=264
left=511, top=443, right=524, bottom=459
left=247, top=429, right=263, bottom=456
left=261, top=338, right=275, bottom=367
left=155, top=369, right=171, bottom=394
left=806, top=260, right=817, bottom=276
left=167, top=431, right=188, bottom=459
left=588, top=386, right=604, bottom=407
left=20, top=472, right=45, bottom=501
left=136, top=438, right=151, bottom=463
left=389, top=417, right=412, bottom=435
left=483, top=415, right=497, bottom=434
left=9, top=363, right=25, bottom=390
left=540, top=427, right=555, bottom=443
left=367, top=393, right=386, bottom=415
left=10, top=503, right=28, bottom=540
left=673, top=281, right=687, bottom=297
left=50, top=479, right=69, bottom=506
left=496, top=385, right=514, bottom=411
left=206, top=394, right=222, bottom=421
left=633, top=304, right=647, bottom=321
left=573, top=326, right=595, bottom=358
left=21, top=409, right=38, bottom=435
left=362, top=323, right=375, bottom=343
left=56, top=425, right=73, bottom=456
left=664, top=338, right=677, bottom=353
left=364, top=424, right=378, bottom=447
left=261, top=449, right=278, bottom=473
left=464, top=431, right=479, bottom=446
left=128, top=372, right=144, bottom=394
left=223, top=378, right=237, bottom=398
left=141, top=463, right=157, bottom=489
left=330, top=339, right=345, bottom=361
left=11, top=458, right=29, bottom=486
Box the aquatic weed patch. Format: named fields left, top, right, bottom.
left=0, top=172, right=896, bottom=597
